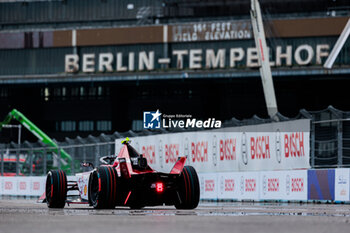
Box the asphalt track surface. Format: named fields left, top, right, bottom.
left=1, top=200, right=350, bottom=233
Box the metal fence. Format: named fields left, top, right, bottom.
left=312, top=118, right=350, bottom=168
left=305, top=106, right=350, bottom=168
left=2, top=105, right=350, bottom=176
left=0, top=141, right=115, bottom=176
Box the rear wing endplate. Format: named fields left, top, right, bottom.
left=170, top=157, right=186, bottom=174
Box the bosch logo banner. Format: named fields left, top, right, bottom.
left=142, top=145, right=156, bottom=164
left=267, top=178, right=279, bottom=192
left=33, top=181, right=40, bottom=191
left=5, top=181, right=13, bottom=190
left=218, top=173, right=239, bottom=199
left=225, top=179, right=235, bottom=192
left=291, top=178, right=304, bottom=192
left=117, top=119, right=310, bottom=173
left=260, top=171, right=307, bottom=200
left=199, top=173, right=218, bottom=199
left=0, top=177, right=46, bottom=196
left=245, top=179, right=256, bottom=192
left=19, top=181, right=27, bottom=190
left=239, top=172, right=260, bottom=201
left=214, top=135, right=240, bottom=172
left=284, top=132, right=305, bottom=158
left=205, top=180, right=215, bottom=192
left=191, top=141, right=208, bottom=163
left=250, top=136, right=271, bottom=160
left=286, top=171, right=308, bottom=200
left=143, top=110, right=161, bottom=129
left=165, top=144, right=179, bottom=164
left=219, top=139, right=236, bottom=161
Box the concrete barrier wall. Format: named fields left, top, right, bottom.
left=199, top=168, right=349, bottom=202
left=115, top=119, right=311, bottom=173
left=0, top=176, right=46, bottom=196
left=1, top=169, right=349, bottom=203
left=199, top=170, right=308, bottom=201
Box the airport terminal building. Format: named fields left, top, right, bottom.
left=0, top=0, right=350, bottom=141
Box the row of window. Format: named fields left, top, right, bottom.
left=41, top=86, right=110, bottom=101
left=0, top=88, right=8, bottom=98
left=56, top=120, right=112, bottom=132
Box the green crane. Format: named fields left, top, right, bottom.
left=0, top=109, right=72, bottom=173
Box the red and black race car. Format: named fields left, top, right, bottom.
left=45, top=138, right=200, bottom=209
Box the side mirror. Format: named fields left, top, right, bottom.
left=81, top=162, right=94, bottom=168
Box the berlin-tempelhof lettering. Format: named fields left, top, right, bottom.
left=65, top=44, right=330, bottom=73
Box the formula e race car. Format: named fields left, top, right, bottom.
left=45, top=138, right=200, bottom=209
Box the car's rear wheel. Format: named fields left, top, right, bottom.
left=89, top=166, right=119, bottom=209
left=46, top=170, right=67, bottom=208
left=175, top=166, right=200, bottom=209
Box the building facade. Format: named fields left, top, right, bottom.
left=0, top=0, right=349, bottom=141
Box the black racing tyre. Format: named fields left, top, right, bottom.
left=175, top=166, right=200, bottom=209
left=89, top=166, right=118, bottom=209
left=88, top=172, right=93, bottom=206
left=46, top=170, right=67, bottom=208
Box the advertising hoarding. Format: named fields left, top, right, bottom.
left=116, top=119, right=310, bottom=173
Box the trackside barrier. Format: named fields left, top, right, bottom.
left=115, top=119, right=311, bottom=173
left=0, top=176, right=77, bottom=197
left=1, top=169, right=349, bottom=203
left=335, top=169, right=350, bottom=201
left=199, top=170, right=308, bottom=201
left=308, top=169, right=335, bottom=201
left=0, top=176, right=46, bottom=196
left=199, top=168, right=349, bottom=202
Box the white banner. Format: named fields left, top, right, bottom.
left=335, top=168, right=350, bottom=202
left=217, top=172, right=240, bottom=200
left=0, top=177, right=17, bottom=195
left=0, top=176, right=46, bottom=196
left=237, top=171, right=260, bottom=200
left=0, top=169, right=312, bottom=202
left=259, top=170, right=307, bottom=201
left=211, top=133, right=240, bottom=172
left=284, top=170, right=308, bottom=201
left=200, top=170, right=307, bottom=201
left=116, top=119, right=310, bottom=173
left=198, top=172, right=218, bottom=200
left=237, top=120, right=310, bottom=171
left=260, top=171, right=285, bottom=200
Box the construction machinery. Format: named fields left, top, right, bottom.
left=0, top=109, right=73, bottom=174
